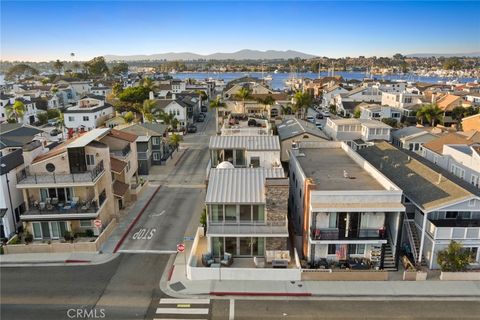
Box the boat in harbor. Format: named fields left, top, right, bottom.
left=263, top=74, right=273, bottom=81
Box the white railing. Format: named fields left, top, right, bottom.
left=221, top=127, right=271, bottom=136
left=433, top=226, right=480, bottom=240
left=208, top=219, right=288, bottom=235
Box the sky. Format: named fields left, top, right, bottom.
left=1, top=1, right=479, bottom=61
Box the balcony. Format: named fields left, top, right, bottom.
left=21, top=196, right=105, bottom=221
left=17, top=161, right=104, bottom=186
left=110, top=144, right=131, bottom=158
left=207, top=220, right=288, bottom=236
left=425, top=219, right=480, bottom=240
left=310, top=227, right=387, bottom=241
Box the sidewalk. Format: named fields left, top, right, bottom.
left=0, top=251, right=116, bottom=266
left=165, top=252, right=480, bottom=299
left=101, top=183, right=160, bottom=253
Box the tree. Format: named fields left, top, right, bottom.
left=37, top=112, right=48, bottom=125
left=451, top=106, right=467, bottom=130
left=111, top=62, right=129, bottom=75
left=141, top=99, right=157, bottom=123
left=5, top=64, right=39, bottom=80
left=235, top=87, right=252, bottom=114
left=84, top=56, right=109, bottom=76
left=437, top=241, right=472, bottom=272
left=280, top=104, right=293, bottom=115
left=257, top=95, right=276, bottom=117
left=112, top=82, right=123, bottom=97
left=169, top=133, right=183, bottom=146
left=53, top=60, right=64, bottom=74
left=56, top=111, right=66, bottom=139
left=141, top=78, right=157, bottom=92
left=46, top=109, right=60, bottom=119
left=416, top=104, right=443, bottom=127
left=122, top=111, right=135, bottom=123
left=5, top=100, right=26, bottom=123
left=353, top=109, right=361, bottom=119
left=393, top=53, right=404, bottom=60
left=381, top=118, right=397, bottom=127
left=118, top=86, right=150, bottom=104
left=293, top=91, right=312, bottom=119
left=210, top=97, right=225, bottom=133
left=443, top=57, right=463, bottom=70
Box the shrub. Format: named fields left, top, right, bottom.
left=437, top=240, right=472, bottom=272
left=85, top=229, right=94, bottom=237
left=24, top=232, right=33, bottom=244
left=63, top=231, right=73, bottom=241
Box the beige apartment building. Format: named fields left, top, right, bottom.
left=16, top=129, right=117, bottom=240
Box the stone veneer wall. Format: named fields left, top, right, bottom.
left=265, top=178, right=289, bottom=251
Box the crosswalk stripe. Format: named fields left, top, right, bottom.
left=159, top=298, right=210, bottom=304
left=156, top=308, right=209, bottom=314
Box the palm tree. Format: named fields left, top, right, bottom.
left=6, top=100, right=26, bottom=123
left=56, top=111, right=65, bottom=139
left=451, top=106, right=467, bottom=130
left=141, top=99, right=157, bottom=123
left=209, top=97, right=225, bottom=133
left=54, top=60, right=64, bottom=75
left=280, top=104, right=293, bottom=115
left=169, top=133, right=183, bottom=147
left=141, top=78, right=157, bottom=92
left=293, top=91, right=312, bottom=120
left=235, top=87, right=251, bottom=114
left=416, top=104, right=443, bottom=127
left=257, top=95, right=276, bottom=118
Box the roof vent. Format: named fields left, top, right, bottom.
left=407, top=173, right=415, bottom=178
left=437, top=173, right=443, bottom=184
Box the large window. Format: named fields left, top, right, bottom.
left=252, top=205, right=265, bottom=222
left=40, top=187, right=73, bottom=203
left=239, top=205, right=251, bottom=222
left=328, top=244, right=336, bottom=254
left=152, top=137, right=160, bottom=145
left=86, top=154, right=95, bottom=166
left=225, top=205, right=237, bottom=222
left=464, top=247, right=479, bottom=263
left=348, top=244, right=366, bottom=255
left=235, top=150, right=246, bottom=166
left=32, top=221, right=68, bottom=240
left=210, top=205, right=224, bottom=222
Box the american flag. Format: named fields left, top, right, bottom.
left=336, top=244, right=347, bottom=260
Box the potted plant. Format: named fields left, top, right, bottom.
left=199, top=208, right=207, bottom=236
left=24, top=231, right=33, bottom=244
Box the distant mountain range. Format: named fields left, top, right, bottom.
left=104, top=49, right=316, bottom=61
left=406, top=52, right=480, bottom=58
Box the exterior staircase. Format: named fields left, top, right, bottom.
left=404, top=220, right=427, bottom=266
left=383, top=243, right=397, bottom=271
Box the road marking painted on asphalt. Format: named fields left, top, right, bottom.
left=177, top=304, right=191, bottom=308
left=117, top=249, right=177, bottom=254
left=150, top=210, right=165, bottom=217
left=156, top=308, right=209, bottom=314
left=159, top=298, right=210, bottom=304
left=229, top=299, right=235, bottom=320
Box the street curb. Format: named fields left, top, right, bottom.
left=0, top=253, right=120, bottom=268
left=210, top=292, right=312, bottom=297
left=64, top=259, right=90, bottom=263
left=174, top=148, right=188, bottom=167
left=113, top=185, right=162, bottom=253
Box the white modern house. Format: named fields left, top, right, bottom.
left=359, top=142, right=480, bottom=270
left=333, top=84, right=383, bottom=116
left=322, top=85, right=349, bottom=107
left=358, top=103, right=402, bottom=123
left=381, top=91, right=423, bottom=109
left=208, top=135, right=281, bottom=170
left=324, top=118, right=392, bottom=149
left=154, top=99, right=189, bottom=127
left=289, top=141, right=404, bottom=270
left=391, top=126, right=439, bottom=154
left=64, top=96, right=114, bottom=131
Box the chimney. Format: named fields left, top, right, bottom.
left=291, top=141, right=299, bottom=157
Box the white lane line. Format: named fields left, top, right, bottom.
left=155, top=308, right=209, bottom=314
left=160, top=298, right=210, bottom=304
left=154, top=319, right=207, bottom=320
left=118, top=249, right=177, bottom=254
left=150, top=210, right=165, bottom=217
left=229, top=299, right=235, bottom=320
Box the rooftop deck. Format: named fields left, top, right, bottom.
left=297, top=148, right=385, bottom=191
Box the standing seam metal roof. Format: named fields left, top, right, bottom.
left=209, top=136, right=280, bottom=150
left=206, top=168, right=285, bottom=204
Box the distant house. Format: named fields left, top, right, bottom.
left=391, top=126, right=438, bottom=154
left=90, top=86, right=112, bottom=97
left=358, top=103, right=402, bottom=123
left=434, top=94, right=464, bottom=127
left=64, top=95, right=114, bottom=131
left=276, top=118, right=330, bottom=162
left=324, top=118, right=392, bottom=150
left=154, top=99, right=189, bottom=127
left=333, top=84, right=383, bottom=117
left=119, top=123, right=168, bottom=175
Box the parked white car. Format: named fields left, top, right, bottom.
left=306, top=116, right=315, bottom=123
left=320, top=110, right=330, bottom=117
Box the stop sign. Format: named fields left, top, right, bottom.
left=94, top=219, right=102, bottom=228
left=177, top=243, right=185, bottom=252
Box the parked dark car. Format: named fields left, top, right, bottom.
left=247, top=118, right=257, bottom=127
left=197, top=114, right=205, bottom=122
left=316, top=113, right=324, bottom=119
left=187, top=124, right=197, bottom=133
left=201, top=106, right=208, bottom=113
